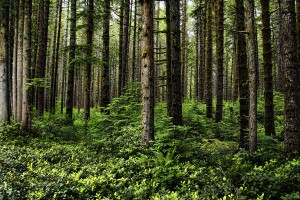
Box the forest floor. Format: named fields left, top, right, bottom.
left=0, top=89, right=299, bottom=199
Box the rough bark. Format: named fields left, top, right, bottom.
left=246, top=0, right=259, bottom=152
left=282, top=0, right=300, bottom=154
left=132, top=0, right=138, bottom=82
left=170, top=0, right=182, bottom=125
left=118, top=0, right=124, bottom=96
left=181, top=0, right=187, bottom=99
left=260, top=0, right=275, bottom=136
left=236, top=0, right=249, bottom=149
left=199, top=1, right=206, bottom=101
left=166, top=0, right=172, bottom=116
left=16, top=0, right=24, bottom=122
left=22, top=0, right=32, bottom=130
left=141, top=0, right=155, bottom=145
left=276, top=0, right=284, bottom=93
left=66, top=0, right=76, bottom=124
left=36, top=0, right=50, bottom=116
left=101, top=0, right=111, bottom=108
left=0, top=0, right=9, bottom=123
left=205, top=0, right=213, bottom=119
left=215, top=0, right=224, bottom=122
left=84, top=0, right=94, bottom=121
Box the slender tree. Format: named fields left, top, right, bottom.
left=170, top=0, right=182, bottom=125
left=141, top=0, right=155, bottom=145
left=22, top=0, right=32, bottom=130
left=236, top=0, right=249, bottom=149
left=118, top=0, right=124, bottom=96
left=36, top=0, right=50, bottom=116
left=0, top=0, right=9, bottom=123
left=215, top=0, right=224, bottom=122
left=246, top=0, right=259, bottom=152
left=205, top=0, right=213, bottom=119
left=166, top=0, right=172, bottom=116
left=66, top=0, right=76, bottom=123
left=84, top=0, right=94, bottom=121
left=101, top=0, right=111, bottom=109
left=260, top=0, right=275, bottom=136
left=282, top=0, right=300, bottom=154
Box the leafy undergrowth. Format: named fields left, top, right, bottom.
left=0, top=88, right=299, bottom=199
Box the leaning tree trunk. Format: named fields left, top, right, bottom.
left=260, top=0, right=275, bottom=136
left=236, top=0, right=249, bottom=149
left=282, top=0, right=300, bottom=154
left=141, top=0, right=155, bottom=145
left=215, top=0, right=224, bottom=122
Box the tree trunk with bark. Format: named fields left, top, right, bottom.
left=260, top=0, right=275, bottom=136
left=66, top=0, right=76, bottom=124
left=101, top=0, right=111, bottom=109
left=282, top=0, right=300, bottom=154
left=215, top=0, right=224, bottom=122
left=236, top=0, right=249, bottom=149
left=141, top=0, right=155, bottom=145
left=84, top=0, right=94, bottom=121
left=205, top=0, right=213, bottom=119
left=246, top=0, right=259, bottom=152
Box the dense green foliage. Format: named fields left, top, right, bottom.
left=0, top=88, right=299, bottom=199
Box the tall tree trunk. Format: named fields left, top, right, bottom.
left=0, top=0, right=9, bottom=123
left=101, top=0, right=110, bottom=109
left=84, top=0, right=94, bottom=121
left=66, top=0, right=76, bottom=123
left=141, top=0, right=155, bottom=145
left=12, top=0, right=20, bottom=119
left=215, top=0, right=224, bottom=122
left=282, top=0, right=300, bottom=154
left=121, top=0, right=130, bottom=92
left=199, top=1, right=206, bottom=101
left=296, top=0, right=300, bottom=61
left=166, top=0, right=172, bottom=116
left=246, top=0, right=259, bottom=152
left=170, top=0, right=182, bottom=125
left=276, top=0, right=284, bottom=93
left=132, top=0, right=138, bottom=82
left=205, top=0, right=213, bottom=119
left=118, top=0, right=124, bottom=96
left=17, top=0, right=24, bottom=122
left=36, top=0, right=50, bottom=116
left=181, top=0, right=187, bottom=99
left=50, top=0, right=63, bottom=114
left=22, top=0, right=32, bottom=130
left=194, top=11, right=199, bottom=99
left=236, top=0, right=249, bottom=149
left=260, top=0, right=275, bottom=136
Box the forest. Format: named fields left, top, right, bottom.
left=0, top=0, right=300, bottom=199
